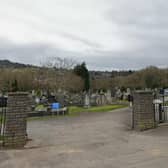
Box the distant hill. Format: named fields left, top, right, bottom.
left=0, top=60, right=134, bottom=79
left=0, top=60, right=35, bottom=69
left=90, top=70, right=135, bottom=79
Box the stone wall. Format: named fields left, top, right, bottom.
left=133, top=91, right=156, bottom=131
left=3, top=92, right=29, bottom=148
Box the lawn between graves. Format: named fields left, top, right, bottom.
left=68, top=104, right=128, bottom=116
left=28, top=104, right=128, bottom=121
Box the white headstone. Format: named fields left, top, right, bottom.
left=84, top=94, right=90, bottom=108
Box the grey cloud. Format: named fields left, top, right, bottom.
left=0, top=38, right=84, bottom=65
left=0, top=0, right=168, bottom=70
left=0, top=38, right=167, bottom=70
left=104, top=0, right=168, bottom=57
left=106, top=0, right=168, bottom=43
left=107, top=0, right=168, bottom=28
left=60, top=32, right=103, bottom=49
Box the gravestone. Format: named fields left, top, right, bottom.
left=127, top=88, right=131, bottom=95
left=105, top=90, right=112, bottom=104
left=32, top=90, right=35, bottom=96
left=96, top=94, right=106, bottom=106
left=84, top=93, right=90, bottom=108
left=115, top=89, right=122, bottom=100
left=90, top=93, right=99, bottom=106
left=55, top=93, right=65, bottom=108
left=35, top=97, right=40, bottom=104
left=100, top=94, right=106, bottom=105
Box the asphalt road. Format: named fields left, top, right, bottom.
left=1, top=107, right=168, bottom=168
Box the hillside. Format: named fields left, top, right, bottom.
left=0, top=60, right=35, bottom=69
left=90, top=70, right=135, bottom=79
left=0, top=60, right=134, bottom=79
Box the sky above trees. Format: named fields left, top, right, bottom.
left=0, top=0, right=168, bottom=70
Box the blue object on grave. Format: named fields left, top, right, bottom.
left=52, top=103, right=60, bottom=110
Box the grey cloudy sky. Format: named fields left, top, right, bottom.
left=0, top=0, right=168, bottom=70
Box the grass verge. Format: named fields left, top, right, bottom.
left=69, top=104, right=128, bottom=116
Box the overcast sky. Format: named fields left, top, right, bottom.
left=0, top=0, right=168, bottom=70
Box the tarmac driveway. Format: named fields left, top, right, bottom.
left=1, top=107, right=168, bottom=168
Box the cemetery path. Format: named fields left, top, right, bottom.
left=1, top=107, right=168, bottom=168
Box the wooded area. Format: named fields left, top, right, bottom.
left=0, top=60, right=167, bottom=93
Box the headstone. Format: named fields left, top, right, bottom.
left=96, top=93, right=107, bottom=106
left=105, top=90, right=112, bottom=104
left=115, top=89, right=122, bottom=100
left=41, top=96, right=47, bottom=104
left=164, top=89, right=168, bottom=102
left=84, top=93, right=90, bottom=108
left=32, top=90, right=35, bottom=96
left=35, top=97, right=40, bottom=104
left=55, top=93, right=65, bottom=108
left=90, top=93, right=98, bottom=106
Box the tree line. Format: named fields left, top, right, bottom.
left=0, top=58, right=167, bottom=93
left=92, top=66, right=168, bottom=91
left=0, top=57, right=90, bottom=93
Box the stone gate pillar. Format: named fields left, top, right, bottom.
left=3, top=92, right=29, bottom=148
left=133, top=91, right=156, bottom=131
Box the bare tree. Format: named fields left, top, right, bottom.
left=42, top=56, right=76, bottom=70
left=41, top=56, right=81, bottom=92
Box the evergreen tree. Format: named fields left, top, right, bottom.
left=11, top=79, right=18, bottom=92
left=74, top=62, right=90, bottom=91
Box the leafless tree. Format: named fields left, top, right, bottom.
left=42, top=56, right=76, bottom=70
left=40, top=56, right=83, bottom=92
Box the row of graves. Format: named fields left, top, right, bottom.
left=0, top=88, right=132, bottom=124
left=29, top=88, right=131, bottom=117
left=30, top=92, right=69, bottom=117
left=0, top=88, right=166, bottom=121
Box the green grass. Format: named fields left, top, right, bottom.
left=68, top=104, right=128, bottom=116
left=35, top=104, right=47, bottom=111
